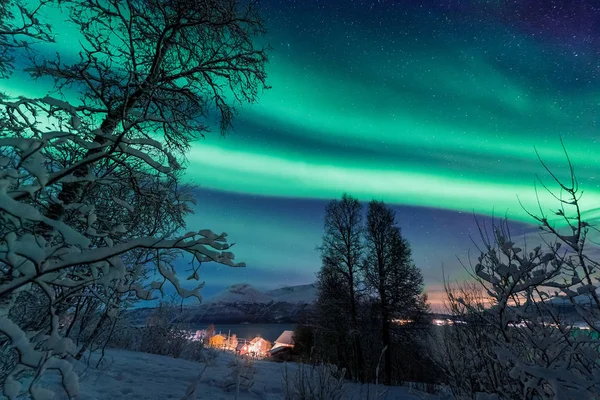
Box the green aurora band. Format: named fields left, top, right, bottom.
left=185, top=52, right=600, bottom=223
left=5, top=1, right=600, bottom=225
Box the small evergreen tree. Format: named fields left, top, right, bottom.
left=207, top=324, right=216, bottom=338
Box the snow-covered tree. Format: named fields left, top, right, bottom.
left=451, top=145, right=600, bottom=399
left=0, top=0, right=54, bottom=77
left=0, top=0, right=268, bottom=397
left=225, top=357, right=256, bottom=399
left=434, top=281, right=512, bottom=398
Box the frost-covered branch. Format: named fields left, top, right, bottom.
left=0, top=0, right=54, bottom=78
left=450, top=150, right=600, bottom=399
left=0, top=0, right=268, bottom=397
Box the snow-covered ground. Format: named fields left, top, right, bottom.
left=36, top=349, right=441, bottom=400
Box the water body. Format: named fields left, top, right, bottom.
left=192, top=323, right=296, bottom=343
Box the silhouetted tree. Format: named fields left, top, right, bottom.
left=292, top=312, right=315, bottom=361
left=0, top=0, right=53, bottom=77
left=316, top=193, right=365, bottom=381
left=207, top=324, right=216, bottom=339
left=363, top=201, right=426, bottom=385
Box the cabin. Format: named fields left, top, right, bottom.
left=269, top=330, right=295, bottom=360
left=273, top=330, right=294, bottom=348
left=209, top=334, right=226, bottom=348
left=269, top=344, right=293, bottom=360
left=247, top=336, right=271, bottom=357
left=236, top=342, right=249, bottom=356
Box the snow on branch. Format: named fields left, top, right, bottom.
left=456, top=153, right=600, bottom=399
left=0, top=91, right=245, bottom=399
left=0, top=0, right=269, bottom=397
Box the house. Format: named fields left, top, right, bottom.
left=236, top=342, right=249, bottom=356
left=272, top=330, right=294, bottom=348
left=247, top=336, right=271, bottom=357
left=209, top=334, right=226, bottom=348
left=269, top=330, right=295, bottom=360
left=268, top=344, right=294, bottom=361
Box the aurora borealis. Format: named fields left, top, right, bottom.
left=186, top=0, right=600, bottom=305
left=185, top=0, right=600, bottom=221
left=6, top=0, right=600, bottom=308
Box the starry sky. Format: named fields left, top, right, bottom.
left=182, top=0, right=600, bottom=308
left=6, top=0, right=600, bottom=309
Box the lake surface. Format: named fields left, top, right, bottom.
left=192, top=323, right=296, bottom=343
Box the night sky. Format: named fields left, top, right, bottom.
left=6, top=1, right=600, bottom=308
left=185, top=0, right=600, bottom=307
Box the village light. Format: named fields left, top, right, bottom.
left=391, top=319, right=414, bottom=325
left=202, top=327, right=296, bottom=359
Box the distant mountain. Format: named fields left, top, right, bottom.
left=151, top=283, right=318, bottom=324
left=265, top=283, right=316, bottom=304
left=547, top=293, right=599, bottom=306
left=205, top=283, right=274, bottom=305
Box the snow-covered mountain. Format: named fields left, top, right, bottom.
left=265, top=283, right=316, bottom=304
left=205, top=283, right=275, bottom=305
left=175, top=283, right=316, bottom=324
left=547, top=293, right=600, bottom=306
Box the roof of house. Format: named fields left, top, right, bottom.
left=236, top=343, right=247, bottom=351
left=274, top=330, right=295, bottom=346
left=250, top=336, right=269, bottom=345
left=269, top=344, right=293, bottom=355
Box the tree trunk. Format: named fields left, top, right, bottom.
left=348, top=272, right=364, bottom=382
left=75, top=311, right=109, bottom=360
left=65, top=295, right=83, bottom=339
left=381, top=303, right=392, bottom=386
left=43, top=70, right=160, bottom=226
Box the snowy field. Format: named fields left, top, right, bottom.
left=34, top=349, right=442, bottom=400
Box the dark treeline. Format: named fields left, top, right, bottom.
left=293, top=194, right=440, bottom=387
